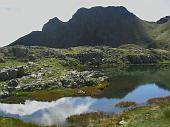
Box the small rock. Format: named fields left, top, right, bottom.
left=119, top=120, right=127, bottom=125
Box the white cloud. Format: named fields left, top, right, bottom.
left=0, top=0, right=170, bottom=46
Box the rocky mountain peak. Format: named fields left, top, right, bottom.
left=157, top=16, right=170, bottom=24
left=42, top=17, right=63, bottom=32
left=10, top=6, right=153, bottom=48
left=71, top=6, right=135, bottom=21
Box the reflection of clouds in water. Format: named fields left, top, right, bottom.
left=0, top=83, right=170, bottom=126
left=0, top=97, right=120, bottom=126
left=23, top=98, right=94, bottom=126
left=0, top=97, right=95, bottom=126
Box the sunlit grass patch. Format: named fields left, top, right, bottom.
left=0, top=59, right=25, bottom=69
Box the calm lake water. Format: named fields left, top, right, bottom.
left=0, top=65, right=170, bottom=126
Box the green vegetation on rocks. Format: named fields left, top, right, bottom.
left=0, top=45, right=170, bottom=102
left=115, top=101, right=138, bottom=108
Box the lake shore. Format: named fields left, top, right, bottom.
left=0, top=45, right=170, bottom=126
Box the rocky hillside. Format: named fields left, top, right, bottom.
left=0, top=44, right=170, bottom=102
left=10, top=6, right=154, bottom=48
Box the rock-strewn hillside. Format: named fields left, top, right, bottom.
left=0, top=44, right=170, bottom=102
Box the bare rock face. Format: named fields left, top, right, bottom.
left=76, top=51, right=104, bottom=65
left=126, top=55, right=158, bottom=64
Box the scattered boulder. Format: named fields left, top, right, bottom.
left=8, top=79, right=19, bottom=87
left=20, top=70, right=108, bottom=91
left=7, top=69, right=18, bottom=79
left=0, top=66, right=26, bottom=81
left=0, top=70, right=9, bottom=81
left=0, top=90, right=10, bottom=98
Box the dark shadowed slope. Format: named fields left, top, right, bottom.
left=10, top=6, right=154, bottom=48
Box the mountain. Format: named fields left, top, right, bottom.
left=10, top=6, right=155, bottom=48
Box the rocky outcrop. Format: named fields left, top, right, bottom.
left=0, top=90, right=10, bottom=98
left=0, top=66, right=25, bottom=81
left=20, top=71, right=108, bottom=91
left=76, top=51, right=104, bottom=65
left=125, top=55, right=159, bottom=64
left=157, top=16, right=170, bottom=24
left=0, top=79, right=19, bottom=98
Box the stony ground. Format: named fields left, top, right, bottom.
left=0, top=44, right=169, bottom=101
left=0, top=44, right=170, bottom=126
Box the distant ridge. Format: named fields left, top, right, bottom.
left=157, top=16, right=170, bottom=24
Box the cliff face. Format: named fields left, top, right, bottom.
left=11, top=6, right=152, bottom=48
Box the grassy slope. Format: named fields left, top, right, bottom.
left=0, top=45, right=170, bottom=103
left=0, top=117, right=41, bottom=127
left=150, top=21, right=170, bottom=49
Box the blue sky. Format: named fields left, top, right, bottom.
left=0, top=0, right=170, bottom=46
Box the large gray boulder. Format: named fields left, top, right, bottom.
left=0, top=70, right=9, bottom=81
left=8, top=79, right=19, bottom=87
left=0, top=66, right=26, bottom=81
left=0, top=90, right=10, bottom=98
left=7, top=69, right=18, bottom=79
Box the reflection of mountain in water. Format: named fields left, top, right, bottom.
left=99, top=65, right=170, bottom=98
